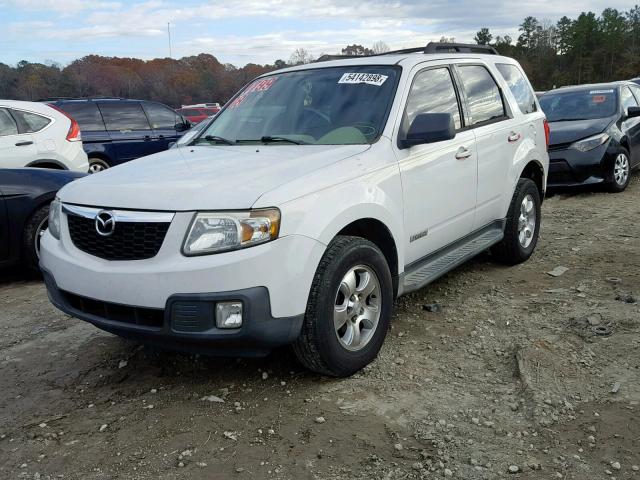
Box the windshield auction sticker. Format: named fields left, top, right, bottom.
left=589, top=89, right=614, bottom=94
left=338, top=73, right=388, bottom=86
left=229, top=77, right=278, bottom=108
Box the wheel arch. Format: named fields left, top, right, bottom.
left=87, top=153, right=112, bottom=165
left=26, top=159, right=68, bottom=170
left=518, top=159, right=545, bottom=202
left=336, top=218, right=400, bottom=297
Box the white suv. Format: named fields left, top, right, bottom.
left=0, top=100, right=89, bottom=171
left=41, top=43, right=549, bottom=377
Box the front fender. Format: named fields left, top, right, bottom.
left=278, top=170, right=405, bottom=275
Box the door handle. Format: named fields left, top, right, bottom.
left=455, top=146, right=472, bottom=160
left=15, top=141, right=33, bottom=146
left=508, top=132, right=521, bottom=143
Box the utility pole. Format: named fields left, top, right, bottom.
left=167, top=22, right=172, bottom=59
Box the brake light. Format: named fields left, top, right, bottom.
left=543, top=118, right=550, bottom=149
left=49, top=104, right=82, bottom=142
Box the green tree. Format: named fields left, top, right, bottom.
left=341, top=44, right=374, bottom=56
left=518, top=16, right=540, bottom=49
left=474, top=27, right=493, bottom=45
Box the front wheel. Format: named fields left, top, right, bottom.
left=88, top=158, right=110, bottom=174
left=22, top=204, right=49, bottom=272
left=491, top=178, right=541, bottom=265
left=292, top=236, right=393, bottom=377
left=606, top=149, right=631, bottom=193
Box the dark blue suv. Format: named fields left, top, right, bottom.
left=48, top=99, right=190, bottom=173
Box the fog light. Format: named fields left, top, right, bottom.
left=216, top=302, right=243, bottom=329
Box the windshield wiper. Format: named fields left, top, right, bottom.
left=259, top=136, right=302, bottom=145
left=198, top=135, right=235, bottom=145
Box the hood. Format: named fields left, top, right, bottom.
left=548, top=117, right=613, bottom=146
left=58, top=144, right=370, bottom=210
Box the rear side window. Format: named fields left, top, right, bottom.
left=12, top=110, right=51, bottom=133
left=98, top=102, right=150, bottom=131
left=457, top=65, right=506, bottom=126
left=403, top=67, right=462, bottom=131
left=143, top=102, right=179, bottom=129
left=0, top=108, right=18, bottom=136
left=495, top=64, right=537, bottom=115
left=57, top=103, right=105, bottom=131
left=621, top=86, right=638, bottom=111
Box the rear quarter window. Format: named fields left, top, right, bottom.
left=12, top=110, right=51, bottom=133
left=57, top=102, right=105, bottom=131
left=495, top=63, right=537, bottom=115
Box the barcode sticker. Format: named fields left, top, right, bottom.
left=338, top=73, right=388, bottom=86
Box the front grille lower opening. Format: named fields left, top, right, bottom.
left=61, top=290, right=164, bottom=328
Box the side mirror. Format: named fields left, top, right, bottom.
left=627, top=106, right=640, bottom=118
left=400, top=113, right=455, bottom=148
left=175, top=121, right=190, bottom=132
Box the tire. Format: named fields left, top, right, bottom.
left=491, top=178, right=541, bottom=265
left=292, top=235, right=393, bottom=377
left=606, top=148, right=631, bottom=193
left=22, top=204, right=49, bottom=272
left=88, top=158, right=110, bottom=174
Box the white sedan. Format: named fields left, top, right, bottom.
left=0, top=100, right=88, bottom=172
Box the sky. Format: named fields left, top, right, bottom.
left=0, top=0, right=637, bottom=67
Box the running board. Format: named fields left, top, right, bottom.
left=401, top=220, right=505, bottom=295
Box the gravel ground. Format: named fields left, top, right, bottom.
left=1, top=175, right=639, bottom=480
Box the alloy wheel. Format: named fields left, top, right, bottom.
left=334, top=265, right=381, bottom=352
left=614, top=153, right=630, bottom=186
left=518, top=194, right=536, bottom=248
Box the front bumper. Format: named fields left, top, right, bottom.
left=42, top=267, right=303, bottom=356
left=39, top=207, right=327, bottom=354
left=547, top=141, right=613, bottom=187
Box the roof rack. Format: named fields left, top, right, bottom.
left=312, top=42, right=499, bottom=64
left=38, top=96, right=127, bottom=102
left=423, top=42, right=498, bottom=55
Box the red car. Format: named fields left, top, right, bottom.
left=176, top=106, right=220, bottom=123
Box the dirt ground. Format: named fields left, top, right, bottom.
left=1, top=176, right=639, bottom=480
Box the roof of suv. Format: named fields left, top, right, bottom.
left=270, top=42, right=517, bottom=76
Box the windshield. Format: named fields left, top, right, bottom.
left=195, top=66, right=400, bottom=146
left=539, top=88, right=618, bottom=122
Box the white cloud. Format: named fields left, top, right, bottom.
left=3, top=0, right=639, bottom=64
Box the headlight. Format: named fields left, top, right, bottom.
left=571, top=133, right=610, bottom=152
left=182, top=208, right=280, bottom=255
left=48, top=198, right=62, bottom=239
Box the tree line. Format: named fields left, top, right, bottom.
left=1, top=7, right=638, bottom=107
left=476, top=6, right=640, bottom=89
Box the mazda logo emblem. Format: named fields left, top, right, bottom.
left=95, top=210, right=116, bottom=237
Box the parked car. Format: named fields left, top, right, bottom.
left=630, top=78, right=640, bottom=85
left=0, top=100, right=89, bottom=172
left=539, top=82, right=640, bottom=192
left=0, top=168, right=84, bottom=271
left=176, top=106, right=220, bottom=124
left=47, top=99, right=190, bottom=173
left=41, top=43, right=548, bottom=377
